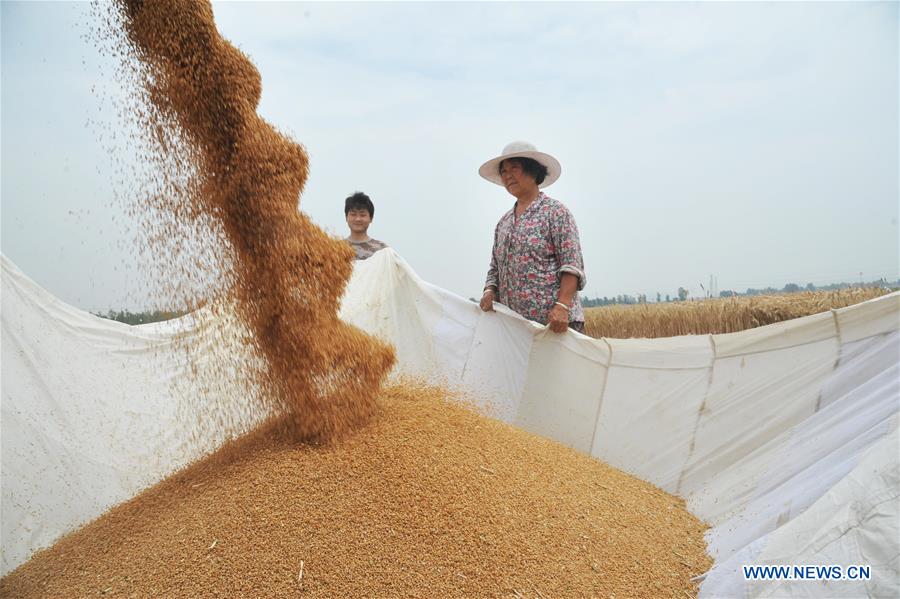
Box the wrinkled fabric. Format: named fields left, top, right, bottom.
left=3, top=251, right=898, bottom=599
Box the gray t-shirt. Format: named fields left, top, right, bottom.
left=347, top=237, right=388, bottom=260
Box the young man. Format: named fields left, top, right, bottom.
left=344, top=191, right=388, bottom=260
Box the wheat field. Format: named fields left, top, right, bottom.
left=583, top=288, right=892, bottom=339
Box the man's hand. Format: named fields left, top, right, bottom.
left=480, top=289, right=495, bottom=312
left=548, top=303, right=570, bottom=333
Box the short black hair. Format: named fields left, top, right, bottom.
left=499, top=157, right=548, bottom=186
left=344, top=192, right=374, bottom=218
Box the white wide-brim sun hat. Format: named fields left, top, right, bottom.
left=478, top=140, right=562, bottom=189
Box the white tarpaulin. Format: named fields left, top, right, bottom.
left=2, top=249, right=898, bottom=597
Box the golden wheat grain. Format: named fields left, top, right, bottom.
left=584, top=288, right=890, bottom=339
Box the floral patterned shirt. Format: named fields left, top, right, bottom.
left=485, top=192, right=586, bottom=325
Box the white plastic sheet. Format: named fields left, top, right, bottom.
left=2, top=250, right=898, bottom=598
left=1, top=256, right=262, bottom=574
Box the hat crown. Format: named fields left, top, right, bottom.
left=479, top=140, right=561, bottom=189
left=502, top=140, right=537, bottom=154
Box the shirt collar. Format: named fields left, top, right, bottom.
left=511, top=191, right=546, bottom=218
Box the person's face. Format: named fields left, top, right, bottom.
left=499, top=159, right=537, bottom=198
left=346, top=208, right=372, bottom=233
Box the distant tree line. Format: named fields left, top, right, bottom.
left=583, top=278, right=898, bottom=307
left=583, top=294, right=649, bottom=307
left=92, top=309, right=187, bottom=325
left=717, top=278, right=899, bottom=298
left=583, top=288, right=688, bottom=307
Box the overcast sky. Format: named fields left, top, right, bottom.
left=2, top=1, right=898, bottom=311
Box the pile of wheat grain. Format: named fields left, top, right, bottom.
left=585, top=288, right=889, bottom=339
left=1, top=383, right=710, bottom=598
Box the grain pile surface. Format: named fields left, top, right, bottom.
left=1, top=384, right=710, bottom=598
left=103, top=0, right=394, bottom=442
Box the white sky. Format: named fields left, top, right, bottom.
left=2, top=1, right=898, bottom=311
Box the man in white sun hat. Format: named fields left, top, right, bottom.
left=478, top=141, right=586, bottom=334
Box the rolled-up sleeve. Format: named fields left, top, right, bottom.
left=550, top=204, right=586, bottom=291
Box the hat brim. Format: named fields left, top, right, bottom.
left=478, top=150, right=561, bottom=189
